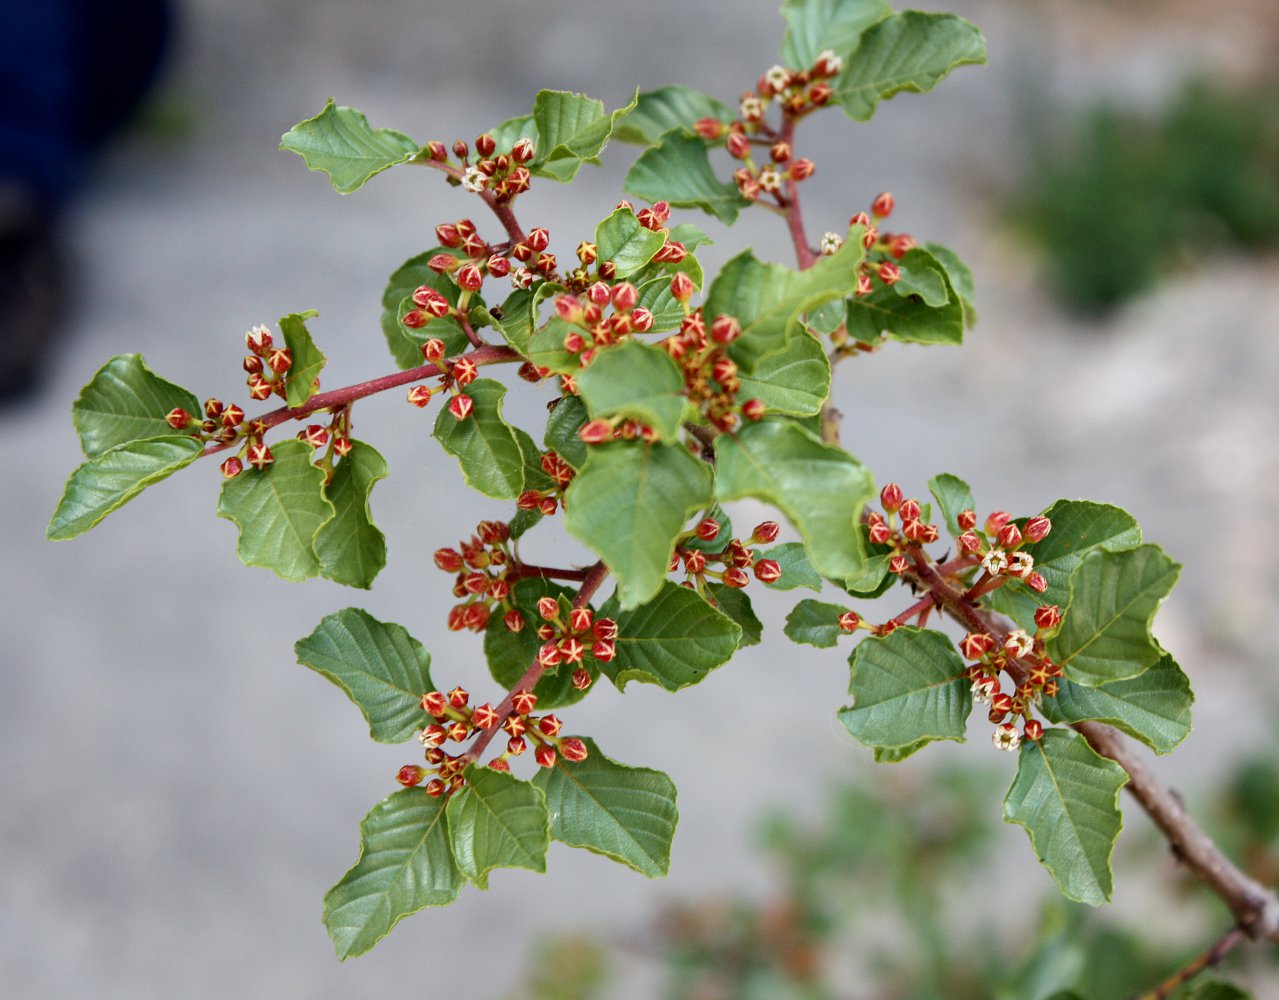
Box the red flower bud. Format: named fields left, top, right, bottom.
left=899, top=498, right=921, bottom=521
left=538, top=715, right=562, bottom=737
left=511, top=689, right=538, bottom=716
left=985, top=511, right=1010, bottom=536
left=560, top=737, right=589, bottom=762
left=868, top=522, right=892, bottom=546
left=958, top=530, right=982, bottom=553
left=722, top=566, right=750, bottom=588
left=539, top=496, right=559, bottom=516
left=397, top=765, right=425, bottom=787
left=1024, top=516, right=1052, bottom=542
left=630, top=307, right=655, bottom=332
left=790, top=158, right=815, bottom=181
left=997, top=524, right=1023, bottom=549
left=448, top=394, right=474, bottom=421
left=694, top=517, right=720, bottom=542
left=568, top=607, right=592, bottom=633
left=421, top=690, right=448, bottom=717
left=487, top=758, right=511, bottom=772
left=525, top=227, right=549, bottom=252
left=960, top=632, right=996, bottom=660
left=754, top=559, right=782, bottom=584
left=246, top=443, right=273, bottom=471
left=424, top=778, right=446, bottom=797
left=447, top=687, right=469, bottom=709
left=471, top=703, right=499, bottom=730
left=220, top=456, right=243, bottom=479
left=670, top=271, right=695, bottom=302
left=474, top=132, right=496, bottom=157
left=428, top=253, right=458, bottom=275
left=165, top=407, right=192, bottom=430
left=838, top=611, right=861, bottom=632
left=571, top=667, right=592, bottom=690
left=418, top=724, right=447, bottom=748
left=1034, top=605, right=1063, bottom=631
left=578, top=418, right=614, bottom=444
left=559, top=636, right=585, bottom=663
left=693, top=116, right=724, bottom=140
left=1026, top=572, right=1048, bottom=593
left=611, top=282, right=638, bottom=312
left=501, top=610, right=524, bottom=634
left=591, top=639, right=615, bottom=662
left=536, top=597, right=560, bottom=621
left=877, top=262, right=900, bottom=285
left=538, top=642, right=562, bottom=667
left=446, top=720, right=470, bottom=743
left=888, top=554, right=910, bottom=574
left=725, top=132, right=751, bottom=159
left=957, top=509, right=977, bottom=531
left=512, top=137, right=536, bottom=163
left=710, top=314, right=741, bottom=344
left=871, top=192, right=895, bottom=218
left=401, top=309, right=429, bottom=329
left=407, top=385, right=432, bottom=408
left=535, top=745, right=557, bottom=768
left=1023, top=719, right=1044, bottom=741
left=267, top=347, right=293, bottom=374
left=506, top=735, right=527, bottom=756
left=742, top=398, right=766, bottom=421
left=879, top=483, right=903, bottom=512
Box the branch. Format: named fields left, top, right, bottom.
left=905, top=547, right=1279, bottom=943
left=779, top=116, right=816, bottom=270
left=416, top=159, right=527, bottom=245
left=461, top=561, right=608, bottom=765
left=200, top=344, right=521, bottom=457
left=1134, top=926, right=1248, bottom=1000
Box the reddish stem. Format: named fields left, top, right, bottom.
left=889, top=594, right=935, bottom=627
left=779, top=116, right=816, bottom=269
left=1134, top=926, right=1247, bottom=1000
left=200, top=344, right=520, bottom=457
left=416, top=159, right=527, bottom=246
left=461, top=561, right=608, bottom=766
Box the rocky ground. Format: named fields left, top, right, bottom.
left=4, top=0, right=1278, bottom=996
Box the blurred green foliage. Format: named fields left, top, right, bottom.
left=1013, top=80, right=1279, bottom=314
left=515, top=752, right=1279, bottom=999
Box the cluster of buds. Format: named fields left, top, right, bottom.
left=963, top=612, right=1065, bottom=752
left=237, top=323, right=303, bottom=404
left=656, top=308, right=765, bottom=431
left=434, top=520, right=519, bottom=633
left=405, top=216, right=520, bottom=319
left=517, top=449, right=575, bottom=517
left=397, top=685, right=590, bottom=795
left=724, top=123, right=816, bottom=202
left=405, top=338, right=479, bottom=421
left=532, top=599, right=618, bottom=692
left=865, top=483, right=942, bottom=575
left=832, top=197, right=916, bottom=296
left=576, top=417, right=658, bottom=447
left=551, top=278, right=653, bottom=364
left=956, top=509, right=1051, bottom=594
left=426, top=133, right=535, bottom=205
left=672, top=517, right=783, bottom=589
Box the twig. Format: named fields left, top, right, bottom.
left=1132, top=926, right=1247, bottom=1000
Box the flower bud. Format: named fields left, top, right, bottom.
left=722, top=566, right=750, bottom=588
left=670, top=272, right=695, bottom=302
left=511, top=689, right=538, bottom=715
left=871, top=192, right=895, bottom=218
left=569, top=607, right=592, bottom=633
left=166, top=407, right=192, bottom=430
left=407, top=385, right=433, bottom=408
left=695, top=517, right=720, bottom=542
left=754, top=559, right=782, bottom=584
left=578, top=418, right=614, bottom=445
left=868, top=522, right=892, bottom=546
left=538, top=642, right=562, bottom=668
left=1026, top=572, right=1048, bottom=593
left=220, top=456, right=243, bottom=479
left=958, top=530, right=982, bottom=553
left=448, top=394, right=474, bottom=421
left=877, top=262, right=900, bottom=285
left=560, top=737, right=589, bottom=762
left=535, top=745, right=557, bottom=768
left=997, top=523, right=1023, bottom=549
left=246, top=442, right=273, bottom=471
left=837, top=611, right=861, bottom=632
left=960, top=632, right=996, bottom=660
left=559, top=636, right=585, bottom=663
left=418, top=724, right=448, bottom=748
left=694, top=117, right=724, bottom=140
left=512, top=137, right=536, bottom=162
left=527, top=227, right=550, bottom=253
left=1023, top=719, right=1044, bottom=741
left=446, top=721, right=470, bottom=743
left=401, top=309, right=429, bottom=329
left=710, top=314, right=741, bottom=344
left=507, top=735, right=527, bottom=756
left=591, top=639, right=615, bottom=662
left=487, top=758, right=511, bottom=773
left=571, top=667, right=592, bottom=690
left=1024, top=516, right=1052, bottom=542
left=726, top=132, right=751, bottom=159
left=396, top=765, right=425, bottom=787
left=245, top=324, right=273, bottom=354
left=1033, top=605, right=1063, bottom=631
left=539, top=496, right=559, bottom=516
left=742, top=398, right=766, bottom=421
left=879, top=483, right=903, bottom=512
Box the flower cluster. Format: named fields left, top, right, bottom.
left=531, top=600, right=617, bottom=691
left=671, top=517, right=784, bottom=589
left=397, top=685, right=589, bottom=796
left=433, top=520, right=520, bottom=633
left=424, top=132, right=536, bottom=205
left=516, top=449, right=575, bottom=516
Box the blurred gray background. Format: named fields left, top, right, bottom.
left=5, top=0, right=1279, bottom=996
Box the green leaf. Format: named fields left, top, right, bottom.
left=47, top=435, right=203, bottom=540
left=844, top=247, right=964, bottom=346
left=565, top=441, right=713, bottom=610
left=280, top=99, right=420, bottom=194
left=313, top=441, right=388, bottom=589
left=927, top=472, right=975, bottom=538
left=380, top=253, right=470, bottom=367
left=705, top=233, right=866, bottom=371
left=445, top=768, right=550, bottom=889
left=432, top=378, right=525, bottom=500
left=600, top=581, right=742, bottom=691
left=529, top=90, right=637, bottom=181
left=615, top=85, right=734, bottom=145
left=483, top=578, right=596, bottom=710
left=72, top=354, right=201, bottom=458
left=635, top=274, right=689, bottom=333
left=216, top=438, right=335, bottom=582
left=576, top=340, right=688, bottom=441
left=1050, top=545, right=1181, bottom=686
left=986, top=500, right=1143, bottom=629
left=923, top=241, right=976, bottom=326
left=715, top=420, right=876, bottom=588
left=527, top=317, right=584, bottom=375
left=873, top=741, right=930, bottom=763
left=894, top=255, right=949, bottom=306
left=278, top=310, right=326, bottom=408
left=780, top=0, right=892, bottom=69
left=757, top=542, right=822, bottom=591
left=735, top=330, right=830, bottom=417
left=295, top=608, right=432, bottom=743
left=323, top=790, right=461, bottom=960
left=594, top=207, right=668, bottom=278
left=837, top=627, right=970, bottom=750
left=625, top=130, right=750, bottom=225
left=1043, top=653, right=1193, bottom=755
left=544, top=395, right=589, bottom=470
left=833, top=12, right=987, bottom=122
left=1003, top=729, right=1127, bottom=905
left=703, top=582, right=763, bottom=648
left=532, top=738, right=678, bottom=877
left=784, top=599, right=852, bottom=648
